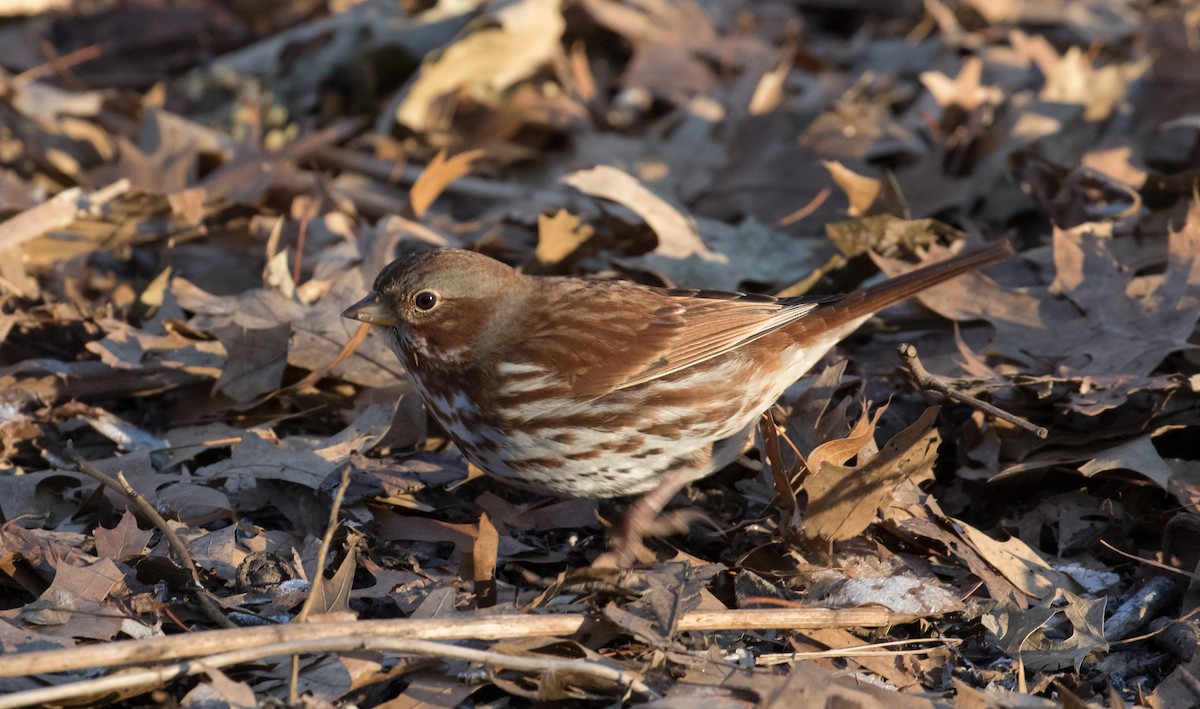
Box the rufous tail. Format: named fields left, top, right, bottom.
left=816, top=240, right=1013, bottom=330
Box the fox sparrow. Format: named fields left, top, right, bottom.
left=344, top=241, right=1012, bottom=555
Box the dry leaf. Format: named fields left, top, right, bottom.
left=1078, top=435, right=1174, bottom=488
left=308, top=534, right=360, bottom=617
left=396, top=0, right=565, bottom=131
left=823, top=160, right=883, bottom=217
left=621, top=217, right=824, bottom=290
left=804, top=403, right=886, bottom=474
left=952, top=519, right=1081, bottom=601
left=983, top=589, right=1108, bottom=671
left=472, top=511, right=498, bottom=608
left=804, top=407, right=941, bottom=542
left=535, top=209, right=594, bottom=267
left=92, top=510, right=153, bottom=561
left=408, top=149, right=486, bottom=218
left=563, top=164, right=708, bottom=259
left=212, top=323, right=291, bottom=403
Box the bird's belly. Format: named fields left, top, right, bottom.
left=411, top=345, right=815, bottom=499
left=416, top=384, right=712, bottom=499
left=466, top=419, right=705, bottom=498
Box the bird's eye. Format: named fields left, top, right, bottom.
left=414, top=291, right=438, bottom=311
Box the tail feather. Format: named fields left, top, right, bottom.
left=816, top=240, right=1013, bottom=331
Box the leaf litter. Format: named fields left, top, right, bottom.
left=1, top=0, right=1200, bottom=707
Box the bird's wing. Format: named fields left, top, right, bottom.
left=507, top=279, right=829, bottom=398
left=501, top=241, right=1015, bottom=399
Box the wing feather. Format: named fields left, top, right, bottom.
left=498, top=241, right=1014, bottom=399
left=506, top=278, right=828, bottom=397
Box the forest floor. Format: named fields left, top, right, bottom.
left=2, top=0, right=1200, bottom=706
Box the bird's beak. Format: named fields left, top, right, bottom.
left=342, top=291, right=398, bottom=327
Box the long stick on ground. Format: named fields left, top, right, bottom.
left=0, top=607, right=924, bottom=677
left=0, top=636, right=659, bottom=709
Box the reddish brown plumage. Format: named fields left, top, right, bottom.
left=343, top=240, right=1013, bottom=500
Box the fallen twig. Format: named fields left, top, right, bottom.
left=0, top=636, right=658, bottom=709
left=1105, top=575, right=1180, bottom=642
left=757, top=637, right=961, bottom=665
left=0, top=607, right=927, bottom=677
left=13, top=43, right=104, bottom=85
left=290, top=464, right=354, bottom=702
left=758, top=412, right=801, bottom=523
left=296, top=465, right=353, bottom=622
left=65, top=445, right=235, bottom=630
left=777, top=187, right=831, bottom=227
left=898, top=343, right=1048, bottom=439
left=1100, top=539, right=1200, bottom=585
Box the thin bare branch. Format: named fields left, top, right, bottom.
left=65, top=445, right=235, bottom=629
left=898, top=343, right=1048, bottom=438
